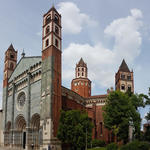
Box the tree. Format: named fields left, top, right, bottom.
left=103, top=91, right=143, bottom=144
left=145, top=112, right=150, bottom=121
left=143, top=112, right=150, bottom=141
left=57, top=110, right=93, bottom=150
left=139, top=88, right=150, bottom=142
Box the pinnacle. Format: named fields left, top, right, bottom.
left=77, top=58, right=87, bottom=67
left=8, top=43, right=15, bottom=50
left=46, top=5, right=59, bottom=16
left=119, top=59, right=130, bottom=72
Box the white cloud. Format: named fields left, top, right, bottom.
left=62, top=9, right=143, bottom=90
left=58, top=2, right=98, bottom=34
left=62, top=43, right=116, bottom=88
left=131, top=9, right=143, bottom=19
left=104, top=8, right=143, bottom=62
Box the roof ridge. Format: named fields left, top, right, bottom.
left=23, top=56, right=41, bottom=58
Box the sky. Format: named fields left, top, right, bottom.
left=0, top=0, right=150, bottom=127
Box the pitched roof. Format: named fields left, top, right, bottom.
left=9, top=56, right=41, bottom=82
left=77, top=58, right=87, bottom=67
left=86, top=94, right=107, bottom=99
left=119, top=59, right=130, bottom=72
left=44, top=6, right=60, bottom=17
left=8, top=44, right=15, bottom=51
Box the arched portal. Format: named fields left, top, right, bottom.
left=15, top=115, right=26, bottom=131
left=31, top=113, right=40, bottom=130
left=5, top=121, right=11, bottom=131
left=14, top=115, right=26, bottom=149
left=30, top=113, right=40, bottom=149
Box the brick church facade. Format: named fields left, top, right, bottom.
left=1, top=5, right=134, bottom=150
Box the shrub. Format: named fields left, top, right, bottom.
left=106, top=143, right=118, bottom=150
left=120, top=140, right=139, bottom=150
left=120, top=145, right=128, bottom=150
left=120, top=140, right=150, bottom=150
left=138, top=141, right=150, bottom=150
left=91, top=139, right=106, bottom=147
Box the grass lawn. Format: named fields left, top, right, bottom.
left=88, top=148, right=106, bottom=150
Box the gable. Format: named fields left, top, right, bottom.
left=9, top=56, right=41, bottom=82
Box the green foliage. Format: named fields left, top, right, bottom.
left=91, top=139, right=106, bottom=147
left=106, top=143, right=118, bottom=150
left=145, top=112, right=150, bottom=121
left=140, top=88, right=150, bottom=106
left=138, top=141, right=150, bottom=150
left=57, top=110, right=93, bottom=150
left=103, top=91, right=142, bottom=143
left=120, top=140, right=150, bottom=150
left=88, top=148, right=106, bottom=150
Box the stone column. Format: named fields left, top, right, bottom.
left=10, top=81, right=15, bottom=147
left=26, top=72, right=31, bottom=150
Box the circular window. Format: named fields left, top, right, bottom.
left=17, top=92, right=26, bottom=109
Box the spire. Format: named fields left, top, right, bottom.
left=21, top=49, right=25, bottom=57
left=8, top=44, right=15, bottom=51
left=119, top=59, right=130, bottom=72
left=77, top=58, right=87, bottom=67
left=45, top=5, right=59, bottom=16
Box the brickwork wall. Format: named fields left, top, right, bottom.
left=86, top=104, right=112, bottom=143
left=71, top=78, right=91, bottom=98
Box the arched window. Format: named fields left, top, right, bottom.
left=100, top=122, right=103, bottom=135
left=127, top=75, right=131, bottom=80
left=128, top=85, right=131, bottom=92
left=45, top=39, right=49, bottom=47
left=17, top=92, right=26, bottom=109
left=121, top=74, right=125, bottom=79
left=10, top=54, right=14, bottom=59
left=54, top=15, right=59, bottom=24
left=55, top=26, right=59, bottom=34
left=55, top=39, right=58, bottom=47
left=46, top=15, right=51, bottom=24
left=121, top=84, right=125, bottom=90
left=10, top=63, right=14, bottom=70
left=82, top=72, right=84, bottom=76
left=45, top=26, right=50, bottom=35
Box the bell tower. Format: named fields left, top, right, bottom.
left=3, top=44, right=17, bottom=88
left=115, top=59, right=134, bottom=93
left=3, top=44, right=17, bottom=130
left=40, top=6, right=62, bottom=150
left=71, top=58, right=91, bottom=98
left=42, top=6, right=61, bottom=51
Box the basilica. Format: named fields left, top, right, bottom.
left=1, top=5, right=134, bottom=150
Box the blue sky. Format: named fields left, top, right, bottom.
left=0, top=0, right=150, bottom=127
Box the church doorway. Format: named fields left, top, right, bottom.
left=15, top=115, right=26, bottom=149
left=23, top=131, right=26, bottom=149
left=31, top=113, right=40, bottom=149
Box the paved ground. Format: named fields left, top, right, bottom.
left=0, top=147, right=10, bottom=150
left=0, top=147, right=22, bottom=150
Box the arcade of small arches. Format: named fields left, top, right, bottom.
left=4, top=113, right=41, bottom=149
